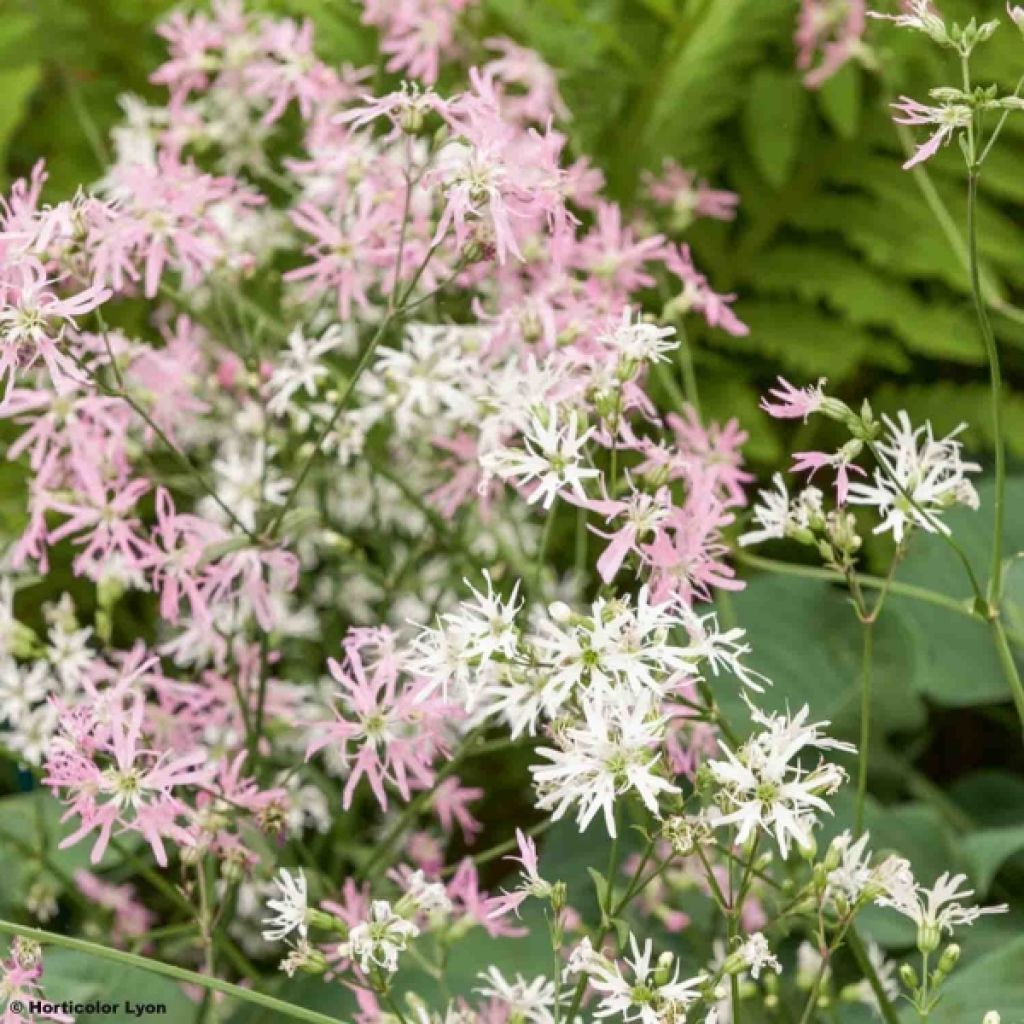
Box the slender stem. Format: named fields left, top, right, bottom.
left=79, top=332, right=258, bottom=543
left=846, top=929, right=900, bottom=1024
left=855, top=620, right=874, bottom=837
left=990, top=616, right=1024, bottom=742
left=735, top=551, right=976, bottom=618
left=966, top=170, right=1007, bottom=607
left=0, top=920, right=342, bottom=1024
left=267, top=316, right=392, bottom=534
left=676, top=322, right=701, bottom=415
left=534, top=505, right=557, bottom=594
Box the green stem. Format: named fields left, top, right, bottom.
left=855, top=620, right=874, bottom=837
left=847, top=929, right=900, bottom=1024
left=966, top=170, right=1007, bottom=608
left=0, top=920, right=342, bottom=1024
left=990, top=616, right=1024, bottom=742
left=735, top=552, right=977, bottom=619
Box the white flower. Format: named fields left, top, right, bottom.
left=708, top=704, right=853, bottom=858
left=739, top=474, right=826, bottom=548
left=732, top=933, right=781, bottom=980
left=475, top=967, right=557, bottom=1024
left=205, top=438, right=291, bottom=530
left=824, top=831, right=913, bottom=909
left=404, top=870, right=453, bottom=916
left=679, top=608, right=769, bottom=692
left=408, top=571, right=522, bottom=710
left=568, top=934, right=702, bottom=1024
left=480, top=404, right=599, bottom=509
left=267, top=325, right=346, bottom=416
left=599, top=307, right=678, bottom=366
left=261, top=869, right=309, bottom=942
left=531, top=689, right=679, bottom=836
left=875, top=870, right=1008, bottom=950
left=360, top=324, right=488, bottom=437
left=846, top=413, right=980, bottom=543
left=341, top=900, right=419, bottom=974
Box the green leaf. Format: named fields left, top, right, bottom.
left=816, top=61, right=862, bottom=139
left=743, top=68, right=807, bottom=187
left=587, top=866, right=610, bottom=909
left=886, top=479, right=1024, bottom=707
left=963, top=825, right=1024, bottom=894
left=715, top=574, right=926, bottom=740
left=907, top=936, right=1024, bottom=1022
left=43, top=950, right=194, bottom=1023
left=0, top=63, right=42, bottom=175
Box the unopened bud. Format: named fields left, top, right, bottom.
left=654, top=951, right=675, bottom=986
left=899, top=963, right=919, bottom=990
left=937, top=943, right=960, bottom=974
left=917, top=922, right=941, bottom=954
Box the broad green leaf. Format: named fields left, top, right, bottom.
left=906, top=936, right=1024, bottom=1022
left=743, top=68, right=807, bottom=187
left=0, top=63, right=42, bottom=174
left=715, top=574, right=926, bottom=740
left=886, top=479, right=1024, bottom=707
left=43, top=950, right=194, bottom=1023
left=963, top=825, right=1024, bottom=894
left=816, top=61, right=862, bottom=139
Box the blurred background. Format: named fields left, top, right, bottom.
left=2, top=0, right=1024, bottom=1009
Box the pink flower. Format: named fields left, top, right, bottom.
left=45, top=695, right=209, bottom=866
left=791, top=448, right=866, bottom=503
left=482, top=37, right=569, bottom=124
left=643, top=158, right=739, bottom=225
left=361, top=0, right=477, bottom=84
left=891, top=96, right=971, bottom=169
left=74, top=870, right=155, bottom=944
left=0, top=259, right=109, bottom=397
left=759, top=376, right=827, bottom=420
left=45, top=454, right=150, bottom=576
left=574, top=202, right=667, bottom=295
left=306, top=628, right=453, bottom=810
left=667, top=407, right=752, bottom=507
left=584, top=483, right=674, bottom=584
left=245, top=18, right=339, bottom=125
left=796, top=0, right=867, bottom=89
left=432, top=777, right=484, bottom=842
left=285, top=195, right=389, bottom=318
left=641, top=495, right=743, bottom=605
left=665, top=245, right=748, bottom=337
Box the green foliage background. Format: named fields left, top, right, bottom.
left=2, top=0, right=1024, bottom=1020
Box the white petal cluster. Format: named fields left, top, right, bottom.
left=530, top=689, right=679, bottom=836
left=475, top=968, right=558, bottom=1024
left=261, top=868, right=309, bottom=942
left=479, top=403, right=599, bottom=510
left=567, top=935, right=703, bottom=1024
left=845, top=413, right=980, bottom=542
left=339, top=899, right=420, bottom=974
left=708, top=704, right=854, bottom=857
left=875, top=869, right=1008, bottom=949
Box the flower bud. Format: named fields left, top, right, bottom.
left=899, top=963, right=919, bottom=990
left=937, top=943, right=960, bottom=974
left=551, top=881, right=568, bottom=913
left=654, top=951, right=675, bottom=986
left=917, top=922, right=941, bottom=954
